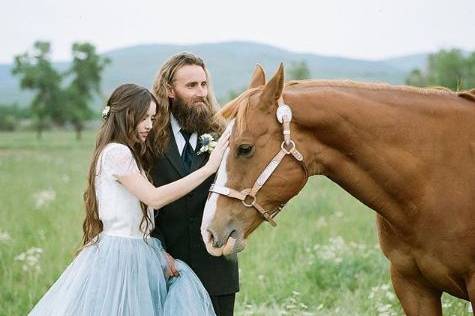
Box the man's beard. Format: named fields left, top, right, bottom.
left=170, top=95, right=215, bottom=135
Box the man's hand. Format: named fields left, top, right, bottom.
left=165, top=252, right=179, bottom=277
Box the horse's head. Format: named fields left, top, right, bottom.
left=201, top=64, right=309, bottom=256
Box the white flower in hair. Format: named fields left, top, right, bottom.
left=102, top=106, right=111, bottom=119
left=197, top=133, right=217, bottom=155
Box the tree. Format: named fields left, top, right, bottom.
left=287, top=60, right=311, bottom=80
left=406, top=49, right=475, bottom=91
left=406, top=69, right=426, bottom=87
left=464, top=51, right=475, bottom=88
left=11, top=41, right=64, bottom=138
left=0, top=103, right=29, bottom=131
left=65, top=42, right=110, bottom=139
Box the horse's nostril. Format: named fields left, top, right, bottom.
left=207, top=227, right=236, bottom=248
left=207, top=228, right=220, bottom=248
left=206, top=228, right=214, bottom=242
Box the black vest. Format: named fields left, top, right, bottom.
left=150, top=131, right=239, bottom=295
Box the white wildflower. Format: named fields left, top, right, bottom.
left=377, top=303, right=390, bottom=312
left=61, top=174, right=70, bottom=183
left=314, top=236, right=347, bottom=263
left=0, top=229, right=11, bottom=242
left=299, top=302, right=308, bottom=309
left=15, top=247, right=43, bottom=272
left=368, top=284, right=397, bottom=316
left=385, top=291, right=396, bottom=301
left=33, top=188, right=56, bottom=209
left=315, top=217, right=328, bottom=228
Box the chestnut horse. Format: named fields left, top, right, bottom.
left=201, top=64, right=475, bottom=315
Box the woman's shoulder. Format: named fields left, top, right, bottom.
left=103, top=142, right=131, bottom=152
left=98, top=142, right=136, bottom=173
left=100, top=142, right=133, bottom=159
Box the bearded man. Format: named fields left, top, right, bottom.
left=148, top=52, right=239, bottom=316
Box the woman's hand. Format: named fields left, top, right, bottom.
left=204, top=128, right=231, bottom=174
left=165, top=252, right=179, bottom=277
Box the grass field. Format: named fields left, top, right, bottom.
left=0, top=131, right=471, bottom=315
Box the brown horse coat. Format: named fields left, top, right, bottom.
left=202, top=64, right=475, bottom=315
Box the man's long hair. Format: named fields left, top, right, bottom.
left=148, top=52, right=224, bottom=159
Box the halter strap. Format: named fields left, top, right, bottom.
left=209, top=96, right=308, bottom=226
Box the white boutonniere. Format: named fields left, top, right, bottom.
left=197, top=133, right=217, bottom=155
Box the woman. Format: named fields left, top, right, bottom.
left=29, top=83, right=228, bottom=315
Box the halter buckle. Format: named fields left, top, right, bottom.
left=242, top=194, right=256, bottom=207
left=281, top=140, right=296, bottom=154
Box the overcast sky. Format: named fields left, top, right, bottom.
left=2, top=0, right=475, bottom=63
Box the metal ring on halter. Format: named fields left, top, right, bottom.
left=281, top=140, right=296, bottom=154
left=242, top=195, right=256, bottom=207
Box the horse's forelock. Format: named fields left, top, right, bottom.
left=218, top=88, right=262, bottom=136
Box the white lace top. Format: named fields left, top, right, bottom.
left=95, top=143, right=154, bottom=238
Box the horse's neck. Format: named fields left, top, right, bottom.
left=285, top=85, right=475, bottom=228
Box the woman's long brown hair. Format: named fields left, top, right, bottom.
left=82, top=83, right=159, bottom=246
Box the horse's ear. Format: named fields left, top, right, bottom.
left=248, top=64, right=266, bottom=88
left=259, top=63, right=284, bottom=111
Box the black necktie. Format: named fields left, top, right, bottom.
left=180, top=129, right=193, bottom=173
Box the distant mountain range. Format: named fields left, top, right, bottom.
left=0, top=41, right=429, bottom=108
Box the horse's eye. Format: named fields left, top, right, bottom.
left=238, top=144, right=254, bottom=157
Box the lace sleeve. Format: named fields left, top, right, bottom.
left=101, top=144, right=140, bottom=180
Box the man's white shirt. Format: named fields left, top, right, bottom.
left=170, top=114, right=198, bottom=155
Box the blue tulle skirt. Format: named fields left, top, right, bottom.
left=29, top=234, right=216, bottom=316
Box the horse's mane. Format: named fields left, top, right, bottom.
left=287, top=80, right=475, bottom=102
left=218, top=87, right=263, bottom=133
left=217, top=81, right=475, bottom=127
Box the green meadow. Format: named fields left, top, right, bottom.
left=0, top=131, right=471, bottom=315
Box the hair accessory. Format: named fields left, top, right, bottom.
left=102, top=106, right=111, bottom=119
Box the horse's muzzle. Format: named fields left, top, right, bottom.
left=203, top=227, right=246, bottom=256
